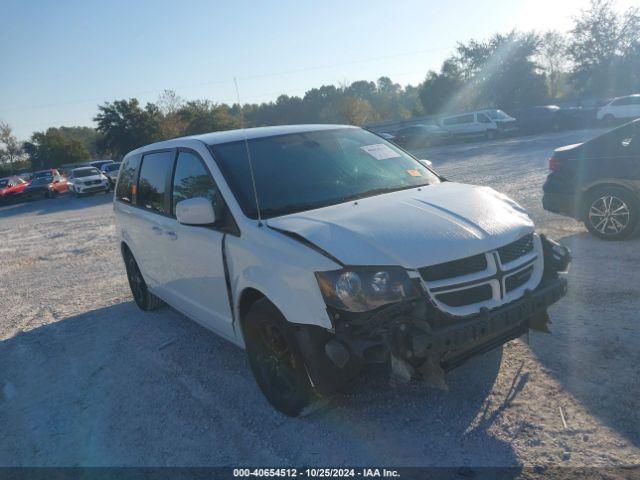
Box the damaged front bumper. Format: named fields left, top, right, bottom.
left=296, top=236, right=571, bottom=395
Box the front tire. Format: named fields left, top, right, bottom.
left=584, top=187, right=638, bottom=240
left=123, top=250, right=164, bottom=310
left=243, top=299, right=320, bottom=416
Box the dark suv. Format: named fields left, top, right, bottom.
left=543, top=119, right=640, bottom=240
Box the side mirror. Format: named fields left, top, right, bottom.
left=176, top=197, right=216, bottom=226
left=419, top=159, right=433, bottom=167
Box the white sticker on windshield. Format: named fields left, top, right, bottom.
left=360, top=143, right=401, bottom=160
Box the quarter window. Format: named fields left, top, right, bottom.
left=612, top=97, right=632, bottom=106
left=171, top=151, right=220, bottom=216
left=137, top=151, right=174, bottom=214
left=115, top=155, right=141, bottom=204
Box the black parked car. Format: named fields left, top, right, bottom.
left=511, top=105, right=587, bottom=134
left=543, top=119, right=640, bottom=240
left=392, top=124, right=451, bottom=148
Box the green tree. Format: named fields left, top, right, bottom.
left=57, top=126, right=103, bottom=157
left=24, top=128, right=89, bottom=169
left=339, top=97, right=378, bottom=125
left=568, top=0, right=640, bottom=96
left=94, top=99, right=162, bottom=158
left=419, top=31, right=547, bottom=114
left=0, top=121, right=25, bottom=165
left=539, top=31, right=570, bottom=99
left=178, top=100, right=241, bottom=136
left=419, top=59, right=463, bottom=114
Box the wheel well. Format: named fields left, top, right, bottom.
left=238, top=288, right=267, bottom=332
left=120, top=241, right=134, bottom=261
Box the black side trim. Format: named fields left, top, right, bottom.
left=221, top=234, right=237, bottom=331
left=268, top=226, right=344, bottom=266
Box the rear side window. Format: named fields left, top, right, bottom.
left=612, top=97, right=632, bottom=106
left=116, top=156, right=141, bottom=203
left=171, top=151, right=220, bottom=215
left=137, top=151, right=174, bottom=214
left=477, top=113, right=491, bottom=124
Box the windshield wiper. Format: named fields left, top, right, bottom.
left=349, top=184, right=430, bottom=201
left=260, top=184, right=430, bottom=219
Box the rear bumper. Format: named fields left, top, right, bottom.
left=542, top=191, right=578, bottom=218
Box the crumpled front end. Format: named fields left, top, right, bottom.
left=295, top=234, right=571, bottom=395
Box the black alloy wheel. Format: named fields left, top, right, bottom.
left=244, top=299, right=320, bottom=416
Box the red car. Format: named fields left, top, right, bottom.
left=0, top=176, right=29, bottom=203
left=23, top=169, right=69, bottom=199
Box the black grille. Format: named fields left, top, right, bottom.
left=419, top=253, right=487, bottom=282
left=86, top=180, right=101, bottom=185
left=505, top=265, right=534, bottom=292
left=497, top=234, right=534, bottom=264
left=436, top=284, right=493, bottom=307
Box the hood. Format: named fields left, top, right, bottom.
left=266, top=182, right=534, bottom=269
left=74, top=174, right=103, bottom=181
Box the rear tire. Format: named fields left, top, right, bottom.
left=243, top=299, right=321, bottom=416
left=123, top=249, right=164, bottom=310
left=583, top=186, right=638, bottom=240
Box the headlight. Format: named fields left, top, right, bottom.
left=315, top=266, right=418, bottom=312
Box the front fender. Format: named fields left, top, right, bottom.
left=225, top=228, right=339, bottom=345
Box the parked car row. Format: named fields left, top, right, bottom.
left=0, top=163, right=121, bottom=205
left=381, top=94, right=640, bottom=149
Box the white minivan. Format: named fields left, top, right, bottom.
left=596, top=94, right=640, bottom=124
left=439, top=109, right=517, bottom=139
left=114, top=125, right=570, bottom=416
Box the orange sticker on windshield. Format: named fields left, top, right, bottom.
left=131, top=185, right=137, bottom=195
left=406, top=169, right=422, bottom=177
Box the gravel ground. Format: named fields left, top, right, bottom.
left=0, top=128, right=639, bottom=468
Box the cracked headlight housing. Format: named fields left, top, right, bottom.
left=315, top=266, right=418, bottom=312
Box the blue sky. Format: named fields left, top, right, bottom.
left=0, top=0, right=633, bottom=139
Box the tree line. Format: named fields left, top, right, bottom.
left=1, top=0, right=638, bottom=173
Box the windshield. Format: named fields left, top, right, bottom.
left=486, top=109, right=510, bottom=120
left=74, top=168, right=100, bottom=178
left=104, top=164, right=120, bottom=172
left=210, top=128, right=440, bottom=219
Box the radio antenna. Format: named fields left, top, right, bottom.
left=234, top=77, right=262, bottom=225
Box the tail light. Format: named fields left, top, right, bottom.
left=549, top=155, right=565, bottom=171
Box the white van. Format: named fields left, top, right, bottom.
left=114, top=124, right=570, bottom=416
left=439, top=109, right=517, bottom=139
left=596, top=94, right=640, bottom=124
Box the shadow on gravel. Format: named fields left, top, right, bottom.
left=0, top=192, right=113, bottom=219
left=528, top=231, right=640, bottom=448
left=0, top=301, right=520, bottom=466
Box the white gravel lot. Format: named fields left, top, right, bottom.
left=0, top=128, right=638, bottom=469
